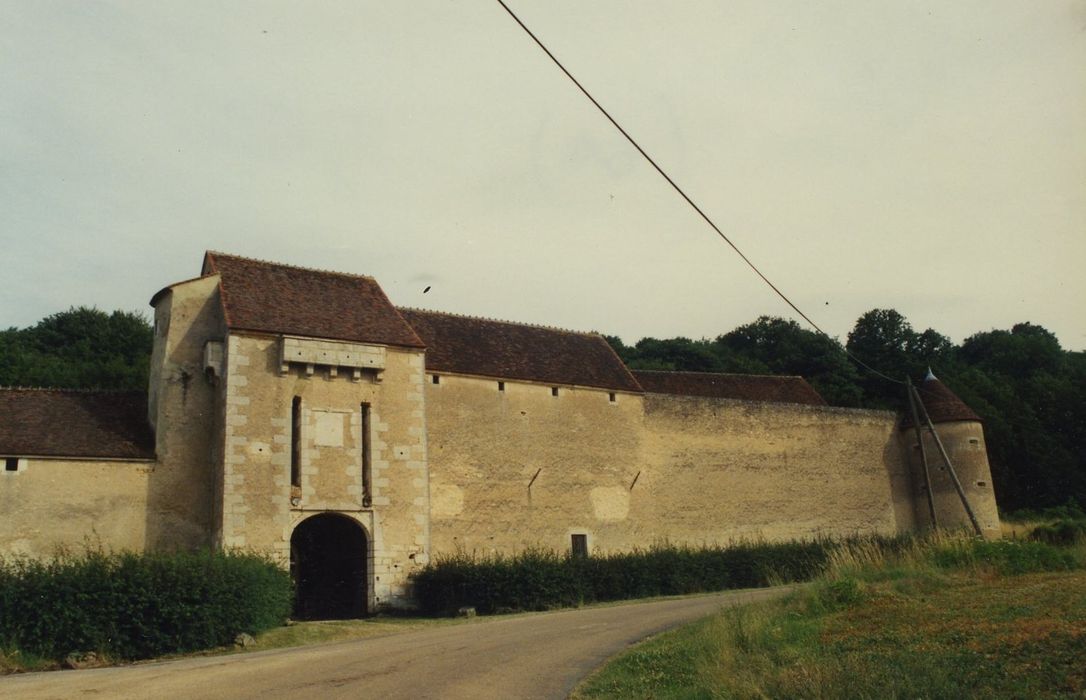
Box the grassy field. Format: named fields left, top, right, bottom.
left=575, top=532, right=1086, bottom=699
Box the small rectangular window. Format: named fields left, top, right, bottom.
left=432, top=375, right=440, bottom=385
left=609, top=392, right=616, bottom=403
left=290, top=397, right=302, bottom=488
left=498, top=381, right=505, bottom=392
left=551, top=387, right=559, bottom=397
left=571, top=534, right=588, bottom=558
left=4, top=457, right=18, bottom=472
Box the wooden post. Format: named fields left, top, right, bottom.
left=911, top=383, right=983, bottom=536
left=906, top=378, right=938, bottom=529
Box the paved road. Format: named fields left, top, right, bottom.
left=2, top=587, right=790, bottom=700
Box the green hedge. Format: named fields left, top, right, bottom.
left=0, top=550, right=291, bottom=660
left=411, top=541, right=829, bottom=616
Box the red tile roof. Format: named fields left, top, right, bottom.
left=632, top=370, right=827, bottom=406
left=901, top=374, right=981, bottom=427
left=0, top=388, right=155, bottom=459
left=399, top=308, right=643, bottom=393
left=200, top=252, right=425, bottom=348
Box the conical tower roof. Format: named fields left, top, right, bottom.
left=901, top=370, right=981, bottom=428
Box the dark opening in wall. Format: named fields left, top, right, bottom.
left=4, top=457, right=17, bottom=472
left=432, top=375, right=440, bottom=385
left=551, top=387, right=559, bottom=397
left=498, top=381, right=505, bottom=392
left=291, top=397, right=302, bottom=488
left=609, top=392, right=616, bottom=402
left=571, top=533, right=588, bottom=558
left=361, top=403, right=372, bottom=507
left=291, top=514, right=367, bottom=620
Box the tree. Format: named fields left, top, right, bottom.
left=715, top=316, right=862, bottom=406
left=846, top=309, right=953, bottom=408
left=0, top=307, right=152, bottom=390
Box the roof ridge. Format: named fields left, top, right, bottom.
left=631, top=369, right=806, bottom=380
left=400, top=306, right=603, bottom=338
left=205, top=250, right=380, bottom=283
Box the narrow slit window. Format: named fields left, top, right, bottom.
left=361, top=403, right=372, bottom=507
left=498, top=381, right=505, bottom=392
left=4, top=457, right=17, bottom=472
left=432, top=375, right=440, bottom=385
left=609, top=392, right=616, bottom=403
left=551, top=387, right=559, bottom=397
left=290, top=397, right=302, bottom=488
left=571, top=534, right=588, bottom=558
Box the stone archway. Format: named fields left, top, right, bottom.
left=290, top=513, right=368, bottom=620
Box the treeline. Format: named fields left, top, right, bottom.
left=607, top=309, right=1086, bottom=513
left=1, top=307, right=1082, bottom=512
left=0, top=307, right=151, bottom=391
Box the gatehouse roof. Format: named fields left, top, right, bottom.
left=0, top=388, right=155, bottom=460
left=199, top=252, right=425, bottom=349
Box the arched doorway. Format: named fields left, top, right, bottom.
left=290, top=514, right=368, bottom=620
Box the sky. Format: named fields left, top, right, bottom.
left=2, top=1, right=1084, bottom=351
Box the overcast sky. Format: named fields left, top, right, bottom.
left=2, top=1, right=1083, bottom=352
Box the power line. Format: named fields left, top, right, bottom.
left=494, top=0, right=904, bottom=386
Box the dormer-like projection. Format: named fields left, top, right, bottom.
left=280, top=335, right=386, bottom=381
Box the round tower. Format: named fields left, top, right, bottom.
left=902, top=370, right=1001, bottom=539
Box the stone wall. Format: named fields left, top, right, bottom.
left=427, top=377, right=917, bottom=556
left=641, top=395, right=915, bottom=543
left=426, top=373, right=643, bottom=555
left=0, top=458, right=155, bottom=556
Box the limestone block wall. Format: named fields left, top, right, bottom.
left=426, top=374, right=645, bottom=555
left=0, top=458, right=155, bottom=556
left=428, top=381, right=917, bottom=557
left=217, top=332, right=429, bottom=608
left=641, top=395, right=916, bottom=543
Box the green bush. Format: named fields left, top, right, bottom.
left=1028, top=519, right=1086, bottom=546
left=0, top=550, right=291, bottom=661
left=411, top=541, right=830, bottom=616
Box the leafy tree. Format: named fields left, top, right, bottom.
left=845, top=309, right=954, bottom=408
left=0, top=307, right=152, bottom=390
left=715, top=316, right=863, bottom=406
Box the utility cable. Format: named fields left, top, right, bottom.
left=494, top=0, right=904, bottom=385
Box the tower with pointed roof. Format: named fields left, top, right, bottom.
left=903, top=371, right=1000, bottom=538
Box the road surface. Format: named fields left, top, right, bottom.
left=2, top=587, right=790, bottom=700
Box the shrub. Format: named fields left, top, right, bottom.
left=0, top=550, right=291, bottom=661
left=412, top=540, right=830, bottom=616
left=1028, top=519, right=1086, bottom=546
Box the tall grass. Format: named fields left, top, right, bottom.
left=575, top=532, right=1086, bottom=699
